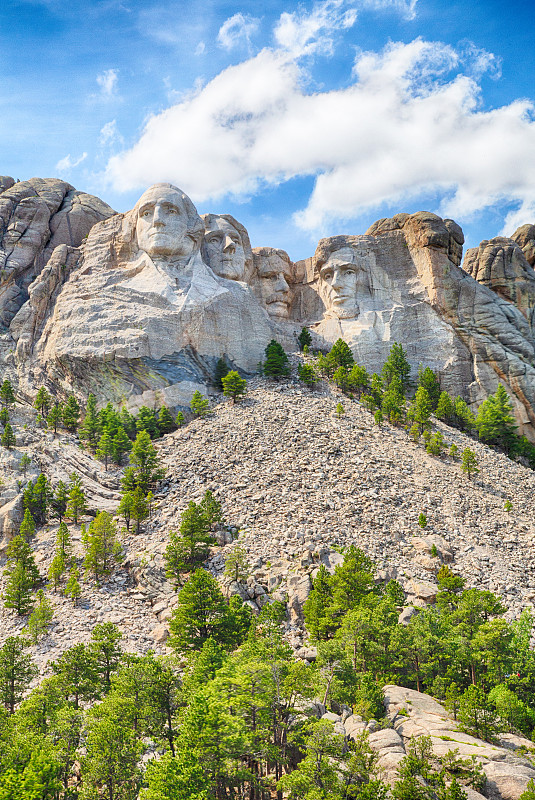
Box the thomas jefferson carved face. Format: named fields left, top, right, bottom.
left=318, top=247, right=361, bottom=319
left=203, top=217, right=246, bottom=280
left=255, top=250, right=293, bottom=318
left=135, top=186, right=194, bottom=260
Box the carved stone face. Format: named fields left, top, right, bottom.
left=135, top=186, right=194, bottom=260
left=318, top=247, right=360, bottom=319
left=203, top=217, right=246, bottom=280
left=256, top=252, right=293, bottom=318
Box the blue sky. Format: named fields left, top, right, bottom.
left=1, top=0, right=535, bottom=259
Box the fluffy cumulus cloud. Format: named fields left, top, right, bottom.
left=105, top=2, right=535, bottom=233
left=217, top=13, right=260, bottom=51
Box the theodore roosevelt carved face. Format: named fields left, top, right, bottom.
left=253, top=247, right=294, bottom=318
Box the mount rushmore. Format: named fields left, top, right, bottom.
left=2, top=175, right=535, bottom=439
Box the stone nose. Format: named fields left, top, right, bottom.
left=152, top=205, right=166, bottom=225
left=274, top=273, right=289, bottom=292
left=223, top=235, right=235, bottom=253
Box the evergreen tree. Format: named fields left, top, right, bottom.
left=381, top=342, right=412, bottom=392
left=0, top=636, right=37, bottom=713
left=83, top=511, right=122, bottom=582
left=436, top=391, right=455, bottom=424
left=0, top=407, right=8, bottom=426
left=329, top=338, right=354, bottom=369
left=47, top=402, right=63, bottom=435
left=175, top=411, right=185, bottom=427
left=333, top=366, right=350, bottom=393
left=263, top=339, right=290, bottom=380
left=158, top=405, right=176, bottom=434
left=117, top=491, right=134, bottom=532
left=461, top=448, right=479, bottom=480
left=223, top=544, right=250, bottom=585
left=34, top=386, right=52, bottom=417
left=381, top=374, right=405, bottom=425
left=19, top=508, right=36, bottom=541
left=347, top=364, right=369, bottom=397
left=130, top=429, right=162, bottom=491
left=19, top=452, right=31, bottom=476
left=62, top=395, right=80, bottom=432
left=25, top=589, right=53, bottom=643
left=454, top=396, right=476, bottom=432
left=476, top=384, right=518, bottom=453
left=50, top=480, right=68, bottom=523
left=221, top=370, right=247, bottom=403
left=1, top=422, right=15, bottom=449
left=190, top=390, right=210, bottom=417
left=304, top=565, right=335, bottom=641
left=407, top=386, right=432, bottom=434
left=119, top=407, right=137, bottom=439
left=214, top=357, right=230, bottom=390
left=3, top=536, right=40, bottom=615
left=417, top=365, right=441, bottom=410
left=23, top=472, right=51, bottom=525
left=130, top=486, right=149, bottom=534
left=0, top=379, right=16, bottom=407
left=51, top=643, right=98, bottom=707
left=66, top=473, right=87, bottom=523
left=65, top=566, right=81, bottom=606
left=55, top=521, right=73, bottom=564
left=79, top=393, right=101, bottom=450
left=48, top=552, right=66, bottom=591
left=136, top=405, right=160, bottom=438
left=426, top=431, right=445, bottom=456
left=297, top=363, right=318, bottom=389
left=112, top=425, right=132, bottom=465
left=98, top=402, right=121, bottom=439
left=90, top=623, right=123, bottom=689
left=164, top=501, right=216, bottom=585
left=336, top=402, right=344, bottom=418
left=297, top=326, right=312, bottom=351
left=169, top=569, right=232, bottom=653
left=199, top=489, right=224, bottom=530
left=141, top=750, right=210, bottom=800
left=96, top=430, right=113, bottom=470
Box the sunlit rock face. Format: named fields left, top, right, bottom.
left=0, top=176, right=114, bottom=329
left=6, top=180, right=535, bottom=438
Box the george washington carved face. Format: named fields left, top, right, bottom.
left=135, top=185, right=198, bottom=261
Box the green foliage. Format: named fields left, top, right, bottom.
left=190, top=390, right=210, bottom=417
left=347, top=363, right=370, bottom=397
left=47, top=402, right=63, bottom=435
left=1, top=422, right=15, bottom=449
left=96, top=430, right=113, bottom=469
left=65, top=565, right=81, bottom=605
left=476, top=383, right=518, bottom=453
left=112, top=425, right=132, bottom=465
left=417, top=365, right=441, bottom=410
left=263, top=339, right=291, bottom=380
left=62, top=394, right=80, bottom=432
left=0, top=379, right=16, bottom=407
left=381, top=374, right=405, bottom=425
left=407, top=386, right=432, bottom=434
left=34, top=386, right=52, bottom=416
left=458, top=684, right=504, bottom=741
left=298, top=362, right=318, bottom=388
left=118, top=491, right=134, bottom=531
left=418, top=513, right=427, bottom=529
left=460, top=448, right=479, bottom=480
left=426, top=431, right=445, bottom=456
left=79, top=393, right=101, bottom=450
left=66, top=472, right=88, bottom=523
left=90, top=623, right=123, bottom=689
left=130, top=430, right=162, bottom=491
left=51, top=643, right=97, bottom=708
left=449, top=443, right=458, bottom=459
left=0, top=408, right=8, bottom=426
left=297, top=326, right=312, bottom=351
left=19, top=508, right=36, bottom=541
left=175, top=411, right=185, bottom=427
left=504, top=499, right=513, bottom=512
left=19, top=452, right=31, bottom=476
left=25, top=589, right=53, bottom=643
left=214, top=357, right=230, bottom=390
left=336, top=402, right=344, bottom=418
left=141, top=750, right=210, bottom=800
left=3, top=535, right=40, bottom=615
left=158, top=405, right=176, bottom=434
left=223, top=544, right=250, bottom=584
left=221, top=370, right=247, bottom=403
left=329, top=338, right=355, bottom=369
left=130, top=485, right=149, bottom=534
left=164, top=496, right=218, bottom=584
left=436, top=390, right=455, bottom=424
left=23, top=473, right=51, bottom=526
left=50, top=480, right=68, bottom=523
left=0, top=636, right=37, bottom=713
left=382, top=342, right=411, bottom=393
left=136, top=405, right=160, bottom=438
left=83, top=511, right=123, bottom=583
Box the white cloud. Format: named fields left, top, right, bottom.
left=105, top=15, right=535, bottom=234
left=96, top=68, right=119, bottom=99
left=99, top=120, right=123, bottom=148
left=55, top=152, right=88, bottom=172
left=274, top=0, right=357, bottom=57
left=195, top=41, right=206, bottom=56
left=217, top=13, right=260, bottom=51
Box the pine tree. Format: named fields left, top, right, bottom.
left=98, top=402, right=121, bottom=438
left=303, top=565, right=335, bottom=641
left=190, top=390, right=210, bottom=417
left=62, top=395, right=80, bottom=432
left=336, top=402, right=344, bottom=418
left=476, top=384, right=518, bottom=453
left=96, top=430, right=113, bottom=470
left=23, top=472, right=51, bottom=525
left=19, top=452, right=31, bottom=476
left=0, top=636, right=37, bottom=713
left=454, top=396, right=476, bottom=432
left=0, top=407, right=8, bottom=426
left=118, top=492, right=134, bottom=532
left=90, top=623, right=123, bottom=688
left=461, top=448, right=479, bottom=480
left=48, top=552, right=66, bottom=591
left=25, top=589, right=53, bottom=643
left=381, top=374, right=405, bottom=425
left=136, top=406, right=160, bottom=438
left=407, top=386, right=432, bottom=434
left=0, top=379, right=16, bottom=407
left=263, top=340, right=290, bottom=380
left=158, top=406, right=176, bottom=434
left=47, top=402, right=63, bottom=434
left=66, top=473, right=88, bottom=523
left=55, top=521, right=73, bottom=563
left=333, top=366, right=350, bottom=393
left=199, top=489, right=224, bottom=530
left=426, top=431, right=444, bottom=456
left=1, top=422, right=15, bottom=449
left=34, top=386, right=52, bottom=416
left=329, top=338, right=354, bottom=369
left=214, top=357, right=230, bottom=390
left=223, top=544, right=250, bottom=584
left=79, top=394, right=101, bottom=450
left=65, top=566, right=81, bottom=606
left=112, top=425, right=132, bottom=465
left=164, top=501, right=217, bottom=586
left=436, top=391, right=455, bottom=424
left=297, top=326, right=312, bottom=351
left=130, top=430, right=161, bottom=491
left=19, top=508, right=35, bottom=541
left=131, top=486, right=148, bottom=534
left=83, top=511, right=123, bottom=583
left=221, top=370, right=247, bottom=403
left=417, top=365, right=441, bottom=410
left=381, top=342, right=412, bottom=393
left=347, top=364, right=369, bottom=397
left=119, top=407, right=137, bottom=438
left=3, top=536, right=40, bottom=615
left=50, top=480, right=68, bottom=523
left=175, top=411, right=185, bottom=427
left=297, top=362, right=318, bottom=389
left=168, top=569, right=231, bottom=652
